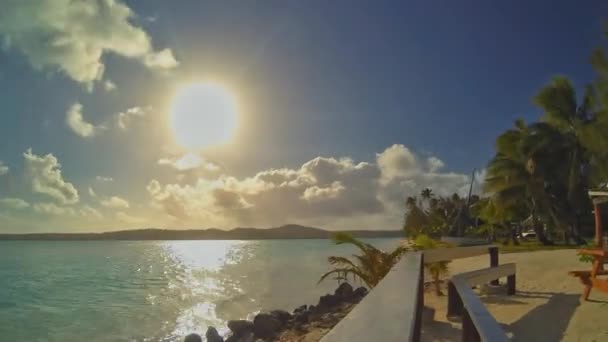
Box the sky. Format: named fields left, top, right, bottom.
left=0, top=0, right=607, bottom=233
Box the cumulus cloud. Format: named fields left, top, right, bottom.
left=104, top=80, right=116, bottom=91
left=66, top=102, right=103, bottom=137
left=116, top=211, right=145, bottom=224
left=96, top=176, right=113, bottom=182
left=23, top=149, right=79, bottom=204
left=145, top=144, right=474, bottom=229
left=0, top=0, right=178, bottom=85
left=0, top=198, right=30, bottom=209
left=32, top=202, right=102, bottom=218
left=80, top=205, right=103, bottom=219
left=33, top=202, right=76, bottom=216
left=88, top=187, right=97, bottom=198
left=116, top=106, right=148, bottom=130
left=100, top=196, right=130, bottom=209
left=158, top=152, right=220, bottom=172
left=0, top=161, right=8, bottom=176
left=426, top=156, right=445, bottom=173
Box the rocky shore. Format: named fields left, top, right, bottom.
left=184, top=283, right=368, bottom=342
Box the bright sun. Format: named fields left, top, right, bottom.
left=170, top=82, right=239, bottom=149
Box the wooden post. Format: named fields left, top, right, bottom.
left=462, top=310, right=481, bottom=342
left=446, top=280, right=463, bottom=318
left=412, top=254, right=423, bottom=342
left=594, top=202, right=603, bottom=248
left=489, top=246, right=499, bottom=285
left=507, top=274, right=516, bottom=295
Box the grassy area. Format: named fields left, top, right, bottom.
left=499, top=241, right=587, bottom=254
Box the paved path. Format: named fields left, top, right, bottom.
left=422, top=250, right=608, bottom=342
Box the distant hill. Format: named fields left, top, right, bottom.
left=0, top=224, right=404, bottom=241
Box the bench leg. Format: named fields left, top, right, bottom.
left=583, top=284, right=592, bottom=301
left=462, top=310, right=481, bottom=342
left=489, top=247, right=499, bottom=286
left=507, top=274, right=516, bottom=295
left=446, top=280, right=463, bottom=318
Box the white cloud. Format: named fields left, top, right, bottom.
left=66, top=102, right=102, bottom=137
left=0, top=0, right=178, bottom=85
left=0, top=161, right=8, bottom=176
left=116, top=106, right=148, bottom=130
left=96, top=176, right=114, bottom=182
left=143, top=48, right=179, bottom=69
left=104, top=80, right=116, bottom=91
left=101, top=196, right=130, bottom=209
left=23, top=149, right=79, bottom=204
left=158, top=153, right=220, bottom=172
left=80, top=205, right=103, bottom=219
left=426, top=156, right=445, bottom=173
left=0, top=198, right=30, bottom=209
left=88, top=187, right=97, bottom=198
left=146, top=144, right=472, bottom=229
left=116, top=211, right=145, bottom=224
left=33, top=202, right=76, bottom=216
left=32, top=202, right=101, bottom=218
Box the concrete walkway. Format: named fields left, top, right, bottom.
left=422, top=250, right=608, bottom=342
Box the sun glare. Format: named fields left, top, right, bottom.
left=170, top=82, right=239, bottom=149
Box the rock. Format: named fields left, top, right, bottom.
left=293, top=304, right=308, bottom=315
left=293, top=310, right=310, bottom=324
left=184, top=333, right=203, bottom=342
left=348, top=286, right=368, bottom=303
left=253, top=312, right=282, bottom=339
left=227, top=320, right=254, bottom=336
left=317, top=294, right=341, bottom=310
left=352, top=286, right=368, bottom=298
left=334, top=282, right=354, bottom=298
left=205, top=327, right=224, bottom=342
left=270, top=309, right=292, bottom=325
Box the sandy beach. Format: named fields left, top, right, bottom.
left=422, top=249, right=608, bottom=342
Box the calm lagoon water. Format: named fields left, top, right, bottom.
left=0, top=239, right=400, bottom=341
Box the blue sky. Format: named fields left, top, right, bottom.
left=0, top=0, right=607, bottom=233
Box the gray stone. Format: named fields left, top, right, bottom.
left=270, top=309, right=292, bottom=324
left=227, top=320, right=254, bottom=336
left=205, top=327, right=224, bottom=342
left=317, top=294, right=341, bottom=309
left=184, top=333, right=203, bottom=342
left=334, top=282, right=354, bottom=298
left=293, top=304, right=307, bottom=315
left=253, top=313, right=281, bottom=339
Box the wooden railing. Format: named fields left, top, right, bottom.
left=320, top=252, right=424, bottom=342
left=321, top=245, right=513, bottom=342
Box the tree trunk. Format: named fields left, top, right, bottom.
left=510, top=226, right=519, bottom=245
left=433, top=274, right=443, bottom=296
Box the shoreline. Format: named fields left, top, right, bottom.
left=186, top=282, right=368, bottom=342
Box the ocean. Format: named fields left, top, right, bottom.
left=0, top=239, right=401, bottom=341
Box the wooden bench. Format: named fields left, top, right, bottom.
left=447, top=263, right=516, bottom=319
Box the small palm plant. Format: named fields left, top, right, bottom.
left=318, top=232, right=409, bottom=289
left=412, top=234, right=451, bottom=296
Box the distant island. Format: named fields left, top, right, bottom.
left=0, top=224, right=404, bottom=241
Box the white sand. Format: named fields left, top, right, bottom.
left=422, top=250, right=608, bottom=342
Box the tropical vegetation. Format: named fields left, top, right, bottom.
left=402, top=28, right=608, bottom=246
left=318, top=232, right=408, bottom=288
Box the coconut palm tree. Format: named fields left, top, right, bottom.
left=412, top=234, right=450, bottom=295
left=484, top=119, right=556, bottom=244
left=319, top=232, right=409, bottom=289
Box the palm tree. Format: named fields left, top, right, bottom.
left=533, top=76, right=608, bottom=243
left=319, top=232, right=409, bottom=288
left=421, top=188, right=434, bottom=201
left=412, top=234, right=450, bottom=295
left=484, top=119, right=555, bottom=244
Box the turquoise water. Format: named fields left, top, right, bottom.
left=0, top=239, right=400, bottom=341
